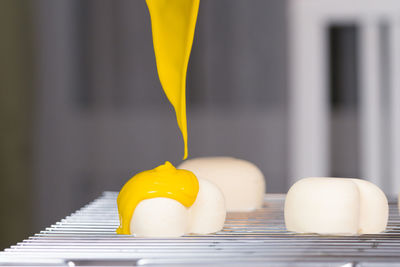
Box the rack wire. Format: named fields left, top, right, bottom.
left=1, top=192, right=400, bottom=266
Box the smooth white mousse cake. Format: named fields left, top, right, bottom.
left=130, top=178, right=226, bottom=237
left=188, top=179, right=226, bottom=234
left=178, top=157, right=265, bottom=212
left=131, top=198, right=188, bottom=237
left=284, top=177, right=388, bottom=235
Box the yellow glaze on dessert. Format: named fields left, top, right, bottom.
left=116, top=161, right=199, bottom=235
left=146, top=0, right=200, bottom=159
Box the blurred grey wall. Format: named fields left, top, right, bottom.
left=32, top=0, right=288, bottom=233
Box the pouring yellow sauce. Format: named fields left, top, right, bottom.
left=146, top=0, right=200, bottom=160
left=116, top=161, right=199, bottom=235
left=116, top=0, right=200, bottom=235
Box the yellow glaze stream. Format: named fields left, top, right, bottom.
left=116, top=162, right=199, bottom=235
left=146, top=0, right=200, bottom=159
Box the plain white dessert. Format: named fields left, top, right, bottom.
left=130, top=178, right=226, bottom=237
left=178, top=157, right=265, bottom=211
left=189, top=179, right=226, bottom=234
left=284, top=177, right=388, bottom=235
left=350, top=179, right=388, bottom=234
left=285, top=178, right=360, bottom=235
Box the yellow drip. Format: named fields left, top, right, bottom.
left=116, top=161, right=199, bottom=235
left=146, top=0, right=200, bottom=159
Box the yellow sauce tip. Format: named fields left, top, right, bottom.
left=116, top=162, right=199, bottom=235
left=183, top=147, right=188, bottom=160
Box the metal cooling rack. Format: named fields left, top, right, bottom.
left=1, top=192, right=400, bottom=266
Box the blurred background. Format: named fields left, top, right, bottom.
left=1, top=0, right=399, bottom=250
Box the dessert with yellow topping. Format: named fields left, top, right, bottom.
left=117, top=162, right=199, bottom=235
left=117, top=162, right=226, bottom=237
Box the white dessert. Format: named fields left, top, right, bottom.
left=131, top=198, right=188, bottom=237
left=178, top=157, right=265, bottom=212
left=130, top=178, right=226, bottom=237
left=188, top=178, right=226, bottom=234
left=284, top=177, right=388, bottom=235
